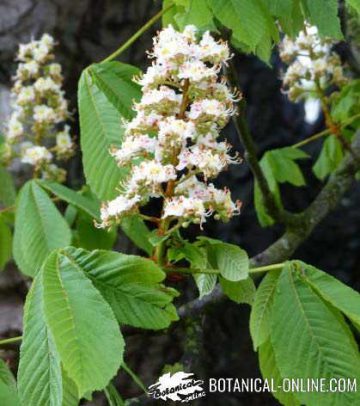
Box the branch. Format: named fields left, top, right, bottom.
left=179, top=130, right=360, bottom=317
left=226, top=61, right=287, bottom=224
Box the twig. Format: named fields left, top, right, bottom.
left=227, top=61, right=287, bottom=225
left=101, top=3, right=174, bottom=63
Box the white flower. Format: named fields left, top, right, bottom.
left=163, top=196, right=210, bottom=225
left=21, top=145, right=52, bottom=165
left=56, top=126, right=73, bottom=154
left=32, top=44, right=50, bottom=63
left=136, top=86, right=181, bottom=113
left=178, top=60, right=217, bottom=82
left=199, top=31, right=231, bottom=64
left=17, top=61, right=39, bottom=78
left=7, top=115, right=24, bottom=139
left=127, top=161, right=177, bottom=195
left=16, top=86, right=35, bottom=105
left=33, top=105, right=57, bottom=123
left=188, top=98, right=230, bottom=127
left=99, top=195, right=141, bottom=227
left=111, top=135, right=157, bottom=165
left=34, top=77, right=60, bottom=93
left=101, top=26, right=240, bottom=228
left=48, top=63, right=62, bottom=77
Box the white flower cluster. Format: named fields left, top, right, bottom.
left=280, top=25, right=347, bottom=102
left=3, top=34, right=75, bottom=182
left=99, top=25, right=242, bottom=229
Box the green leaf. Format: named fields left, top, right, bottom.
left=89, top=62, right=141, bottom=118
left=174, top=0, right=216, bottom=31
left=38, top=180, right=101, bottom=221
left=76, top=211, right=117, bottom=251
left=263, top=0, right=293, bottom=18
left=313, top=136, right=344, bottom=180
left=347, top=0, right=360, bottom=14
left=78, top=69, right=127, bottom=201
left=18, top=274, right=63, bottom=406
left=42, top=249, right=124, bottom=396
left=104, top=383, right=125, bottom=406
left=120, top=216, right=153, bottom=255
left=331, top=79, right=360, bottom=122
left=302, top=262, right=360, bottom=331
left=259, top=340, right=299, bottom=406
left=61, top=368, right=79, bottom=406
left=0, top=167, right=16, bottom=207
left=0, top=381, right=20, bottom=406
left=193, top=273, right=217, bottom=299
left=0, top=358, right=20, bottom=406
left=59, top=247, right=178, bottom=330
left=271, top=264, right=360, bottom=405
left=13, top=181, right=71, bottom=277
left=0, top=358, right=16, bottom=388
left=220, top=276, right=256, bottom=304
left=250, top=270, right=281, bottom=350
left=201, top=239, right=249, bottom=282
left=304, top=0, right=343, bottom=39
left=208, top=0, right=267, bottom=50
left=0, top=215, right=12, bottom=271
left=254, top=147, right=308, bottom=227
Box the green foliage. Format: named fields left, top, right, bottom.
left=0, top=214, right=12, bottom=271
left=270, top=262, right=360, bottom=405
left=331, top=80, right=360, bottom=123
left=0, top=358, right=20, bottom=406
left=163, top=0, right=216, bottom=31
left=78, top=62, right=141, bottom=200
left=259, top=340, right=299, bottom=406
left=18, top=275, right=63, bottom=406
left=313, top=136, right=344, bottom=180
left=104, top=383, right=125, bottom=406
left=0, top=166, right=16, bottom=207
left=199, top=237, right=249, bottom=281
left=250, top=270, right=280, bottom=350
left=13, top=181, right=71, bottom=277
left=63, top=247, right=179, bottom=330
left=120, top=216, right=153, bottom=255
left=38, top=180, right=101, bottom=220
left=75, top=210, right=117, bottom=251
left=193, top=273, right=217, bottom=299
left=42, top=249, right=124, bottom=397
left=302, top=262, right=360, bottom=330
left=255, top=147, right=308, bottom=226
left=219, top=276, right=255, bottom=304
left=303, top=0, right=343, bottom=39
left=347, top=0, right=360, bottom=14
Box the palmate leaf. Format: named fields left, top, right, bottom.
left=249, top=270, right=280, bottom=350
left=13, top=181, right=71, bottom=277
left=18, top=275, right=63, bottom=406
left=120, top=216, right=153, bottom=255
left=60, top=247, right=178, bottom=330
left=42, top=249, right=124, bottom=397
left=271, top=264, right=360, bottom=405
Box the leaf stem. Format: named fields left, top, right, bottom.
left=249, top=262, right=284, bottom=274
left=291, top=113, right=360, bottom=149
left=0, top=335, right=22, bottom=345
left=101, top=3, right=175, bottom=63
left=122, top=361, right=147, bottom=394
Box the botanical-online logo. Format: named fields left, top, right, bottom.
left=148, top=371, right=206, bottom=403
